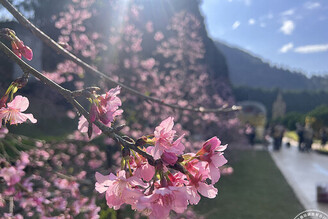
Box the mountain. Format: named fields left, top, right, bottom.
left=215, top=41, right=328, bottom=91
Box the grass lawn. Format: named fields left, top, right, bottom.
left=285, top=131, right=299, bottom=142
left=193, top=149, right=304, bottom=219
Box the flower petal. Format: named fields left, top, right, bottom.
left=7, top=95, right=29, bottom=112
left=211, top=153, right=227, bottom=168
left=198, top=182, right=218, bottom=198
left=209, top=163, right=221, bottom=184
left=22, top=113, right=37, bottom=124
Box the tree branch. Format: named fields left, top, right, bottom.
left=1, top=40, right=191, bottom=173
left=0, top=41, right=108, bottom=132
left=0, top=0, right=241, bottom=114
left=0, top=40, right=157, bottom=168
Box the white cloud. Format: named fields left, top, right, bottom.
left=294, top=44, right=328, bottom=53
left=281, top=9, right=295, bottom=16
left=260, top=22, right=266, bottom=28
left=232, top=21, right=241, bottom=30
left=279, top=42, right=294, bottom=53
left=248, top=18, right=255, bottom=25
left=280, top=20, right=295, bottom=35
left=304, top=2, right=320, bottom=9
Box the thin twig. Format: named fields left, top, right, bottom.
left=0, top=41, right=116, bottom=133
left=9, top=196, right=13, bottom=214
left=0, top=40, right=156, bottom=166
left=0, top=0, right=241, bottom=114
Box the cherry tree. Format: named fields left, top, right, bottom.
left=0, top=0, right=238, bottom=218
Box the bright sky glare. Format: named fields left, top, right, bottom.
left=201, top=0, right=328, bottom=76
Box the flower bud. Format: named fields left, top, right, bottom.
left=160, top=176, right=168, bottom=187
left=99, top=112, right=111, bottom=124
left=154, top=159, right=163, bottom=171
left=122, top=147, right=130, bottom=158
left=13, top=76, right=28, bottom=89
left=89, top=103, right=98, bottom=123
left=161, top=152, right=178, bottom=166
left=11, top=41, right=21, bottom=58
left=0, top=95, right=8, bottom=108
left=21, top=46, right=33, bottom=61
left=10, top=34, right=33, bottom=61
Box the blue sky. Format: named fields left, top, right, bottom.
left=201, top=0, right=328, bottom=76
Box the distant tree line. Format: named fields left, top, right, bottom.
left=233, top=86, right=328, bottom=130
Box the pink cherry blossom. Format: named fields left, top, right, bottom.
left=78, top=115, right=102, bottom=139
left=137, top=186, right=188, bottom=219
left=221, top=166, right=234, bottom=175
left=89, top=103, right=98, bottom=123
left=154, top=31, right=164, bottom=41
left=130, top=153, right=155, bottom=181
left=197, top=137, right=227, bottom=184
left=97, top=86, right=123, bottom=125
left=0, top=166, right=24, bottom=186
left=0, top=95, right=37, bottom=128
left=140, top=58, right=156, bottom=70
left=95, top=170, right=146, bottom=210
left=145, top=21, right=154, bottom=33
left=11, top=39, right=33, bottom=61
left=0, top=152, right=28, bottom=187
left=0, top=127, right=8, bottom=138
left=3, top=213, right=24, bottom=219
left=151, top=117, right=185, bottom=160
left=186, top=174, right=218, bottom=205
left=78, top=86, right=123, bottom=138
left=17, top=152, right=30, bottom=169
left=161, top=151, right=178, bottom=165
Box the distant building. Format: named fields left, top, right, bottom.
left=238, top=101, right=267, bottom=140
left=272, top=92, right=286, bottom=120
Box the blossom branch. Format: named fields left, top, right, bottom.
left=0, top=0, right=241, bottom=114
left=0, top=40, right=191, bottom=174
left=0, top=40, right=160, bottom=170
left=0, top=40, right=121, bottom=135
left=1, top=44, right=191, bottom=187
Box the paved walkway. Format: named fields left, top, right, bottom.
left=269, top=138, right=328, bottom=214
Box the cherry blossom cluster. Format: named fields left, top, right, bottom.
left=0, top=78, right=37, bottom=128
left=0, top=95, right=37, bottom=128
left=0, top=28, right=33, bottom=61
left=95, top=117, right=228, bottom=219
left=0, top=0, right=237, bottom=217
left=78, top=86, right=123, bottom=139
left=49, top=0, right=239, bottom=147
left=0, top=134, right=103, bottom=218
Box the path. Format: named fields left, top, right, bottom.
left=269, top=138, right=328, bottom=214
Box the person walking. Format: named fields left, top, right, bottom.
left=296, top=123, right=304, bottom=151
left=320, top=127, right=327, bottom=147
left=272, top=124, right=285, bottom=151
left=303, top=124, right=314, bottom=152
left=245, top=122, right=256, bottom=146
